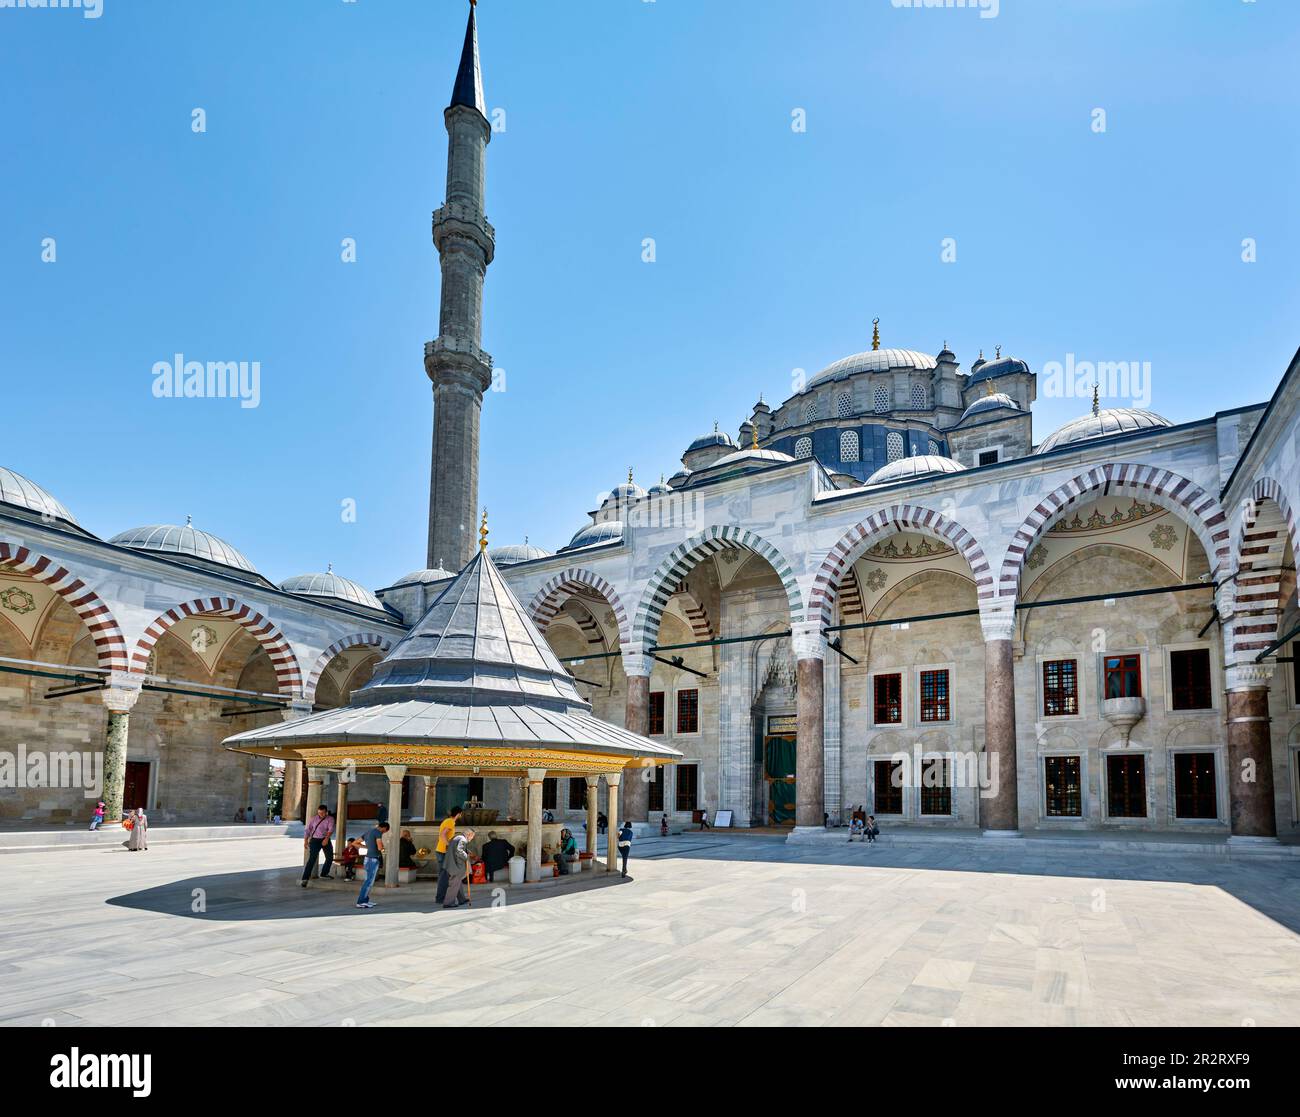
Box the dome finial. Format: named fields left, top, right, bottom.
left=985, top=380, right=995, bottom=397
left=995, top=344, right=1002, bottom=358
left=713, top=419, right=719, bottom=433
left=327, top=561, right=333, bottom=573
left=627, top=466, right=634, bottom=484
left=479, top=508, right=489, bottom=553
left=185, top=514, right=192, bottom=527
left=871, top=317, right=880, bottom=351
left=1091, top=382, right=1100, bottom=417
left=751, top=422, right=759, bottom=451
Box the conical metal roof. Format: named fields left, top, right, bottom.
left=449, top=4, right=486, bottom=117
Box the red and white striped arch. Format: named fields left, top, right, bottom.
left=304, top=633, right=394, bottom=702
left=528, top=568, right=631, bottom=650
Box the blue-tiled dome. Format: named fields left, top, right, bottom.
left=1037, top=407, right=1172, bottom=454
left=563, top=520, right=624, bottom=551
left=866, top=454, right=967, bottom=486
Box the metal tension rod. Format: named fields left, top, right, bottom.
left=1255, top=618, right=1300, bottom=664
left=651, top=653, right=709, bottom=680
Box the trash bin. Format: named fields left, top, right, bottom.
left=508, top=854, right=526, bottom=885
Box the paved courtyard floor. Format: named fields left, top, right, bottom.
left=3, top=832, right=1299, bottom=1027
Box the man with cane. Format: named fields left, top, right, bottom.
left=441, top=827, right=476, bottom=909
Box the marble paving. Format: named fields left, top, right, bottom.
left=2, top=832, right=1298, bottom=1027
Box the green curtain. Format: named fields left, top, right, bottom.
left=765, top=736, right=797, bottom=824
left=764, top=736, right=796, bottom=779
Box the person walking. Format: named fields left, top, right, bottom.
left=441, top=827, right=476, bottom=909
left=300, top=805, right=335, bottom=887
left=89, top=800, right=106, bottom=831
left=434, top=805, right=463, bottom=904
left=356, top=821, right=389, bottom=909
left=125, top=807, right=149, bottom=851
left=616, top=820, right=633, bottom=878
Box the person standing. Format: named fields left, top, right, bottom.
left=434, top=805, right=463, bottom=904
left=441, top=827, right=476, bottom=909
left=300, top=805, right=335, bottom=887
left=356, top=821, right=389, bottom=909
left=617, top=820, right=633, bottom=878
left=125, top=807, right=148, bottom=851
left=89, top=800, right=106, bottom=831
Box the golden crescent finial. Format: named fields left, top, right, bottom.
left=871, top=317, right=881, bottom=352
left=479, top=508, right=489, bottom=553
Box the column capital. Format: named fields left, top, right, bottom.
left=979, top=608, right=1016, bottom=643
left=306, top=767, right=326, bottom=784
left=101, top=671, right=143, bottom=713
left=606, top=769, right=623, bottom=788
left=526, top=766, right=547, bottom=783
left=585, top=774, right=601, bottom=788
left=382, top=764, right=407, bottom=783
left=621, top=652, right=653, bottom=678
left=1225, top=662, right=1274, bottom=691
left=790, top=621, right=824, bottom=662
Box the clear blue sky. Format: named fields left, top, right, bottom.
left=2, top=0, right=1296, bottom=590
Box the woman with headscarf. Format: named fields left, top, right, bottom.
left=125, top=807, right=149, bottom=851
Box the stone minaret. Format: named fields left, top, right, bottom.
left=426, top=1, right=495, bottom=570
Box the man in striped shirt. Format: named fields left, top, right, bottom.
left=301, top=805, right=335, bottom=887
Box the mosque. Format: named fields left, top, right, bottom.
left=3, top=4, right=1299, bottom=844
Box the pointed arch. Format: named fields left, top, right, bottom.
left=806, top=504, right=991, bottom=630
left=0, top=541, right=128, bottom=670
left=303, top=633, right=394, bottom=702
left=527, top=568, right=631, bottom=650
left=131, top=596, right=302, bottom=695
left=997, top=463, right=1230, bottom=602
left=632, top=526, right=803, bottom=651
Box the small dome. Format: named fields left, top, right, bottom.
left=968, top=353, right=1030, bottom=385
left=685, top=430, right=737, bottom=454
left=961, top=392, right=1021, bottom=421
left=562, top=520, right=624, bottom=551
left=1037, top=407, right=1173, bottom=454
left=808, top=348, right=937, bottom=389
left=710, top=447, right=796, bottom=470
left=667, top=469, right=692, bottom=489
left=110, top=520, right=257, bottom=574
left=488, top=543, right=552, bottom=566
left=866, top=454, right=967, bottom=486
left=393, top=567, right=457, bottom=586
left=647, top=477, right=673, bottom=496
left=607, top=480, right=646, bottom=504
left=281, top=568, right=383, bottom=610
left=0, top=465, right=79, bottom=526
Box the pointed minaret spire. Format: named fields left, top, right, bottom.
left=450, top=0, right=486, bottom=118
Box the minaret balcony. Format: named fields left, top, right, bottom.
left=425, top=337, right=493, bottom=388
left=433, top=203, right=495, bottom=260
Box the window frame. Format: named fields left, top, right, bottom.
left=1038, top=655, right=1083, bottom=720
left=1162, top=642, right=1219, bottom=714
left=567, top=777, right=587, bottom=812
left=1168, top=747, right=1223, bottom=823
left=647, top=689, right=665, bottom=736
left=674, top=763, right=699, bottom=813
left=1100, top=650, right=1144, bottom=700
left=1041, top=753, right=1084, bottom=819
left=913, top=662, right=955, bottom=726
left=976, top=446, right=1002, bottom=467
left=647, top=765, right=665, bottom=814
left=675, top=687, right=700, bottom=736
left=918, top=755, right=953, bottom=817
left=1101, top=750, right=1150, bottom=820
left=870, top=758, right=905, bottom=817
left=869, top=669, right=905, bottom=727
left=839, top=429, right=861, bottom=463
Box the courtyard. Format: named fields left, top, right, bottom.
left=3, top=831, right=1298, bottom=1028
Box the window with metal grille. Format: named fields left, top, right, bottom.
left=919, top=669, right=950, bottom=722
left=927, top=439, right=940, bottom=456
left=1173, top=752, right=1217, bottom=819
left=874, top=386, right=890, bottom=413
left=836, top=391, right=853, bottom=418
left=542, top=777, right=557, bottom=810
left=675, top=764, right=699, bottom=812
left=840, top=430, right=860, bottom=462
left=920, top=758, right=950, bottom=815
left=648, top=765, right=665, bottom=813
left=568, top=777, right=586, bottom=811
left=874, top=759, right=903, bottom=814
left=886, top=431, right=904, bottom=461
left=911, top=384, right=927, bottom=409
left=1106, top=754, right=1146, bottom=817
left=804, top=400, right=820, bottom=423
left=676, top=689, right=699, bottom=734
left=648, top=690, right=665, bottom=735
left=1042, top=659, right=1078, bottom=716
left=1104, top=654, right=1141, bottom=698
left=977, top=449, right=999, bottom=466
left=1043, top=755, right=1082, bottom=817
left=794, top=437, right=812, bottom=459
left=1169, top=648, right=1212, bottom=710
left=873, top=673, right=902, bottom=724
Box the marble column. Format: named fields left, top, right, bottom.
left=508, top=775, right=524, bottom=821
left=1225, top=664, right=1278, bottom=840
left=621, top=653, right=652, bottom=823
left=383, top=765, right=406, bottom=887
left=303, top=767, right=324, bottom=869
left=525, top=768, right=546, bottom=882
left=278, top=700, right=314, bottom=822
left=422, top=776, right=438, bottom=822
left=334, top=775, right=350, bottom=858
left=792, top=623, right=825, bottom=831
left=99, top=673, right=143, bottom=827
left=585, top=775, right=600, bottom=855
left=981, top=614, right=1020, bottom=835
left=605, top=771, right=622, bottom=873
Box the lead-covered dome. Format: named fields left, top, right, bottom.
left=110, top=519, right=257, bottom=574
left=968, top=353, right=1031, bottom=385
left=488, top=543, right=552, bottom=566
left=710, top=447, right=796, bottom=470
left=685, top=430, right=737, bottom=454
left=867, top=454, right=967, bottom=486
left=808, top=348, right=936, bottom=390
left=562, top=520, right=624, bottom=551
left=961, top=392, right=1020, bottom=421
left=392, top=566, right=457, bottom=586
left=1037, top=407, right=1172, bottom=454
left=0, top=465, right=79, bottom=526
left=280, top=567, right=383, bottom=610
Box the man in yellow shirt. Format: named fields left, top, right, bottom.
left=434, top=805, right=463, bottom=905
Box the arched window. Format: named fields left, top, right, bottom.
left=794, top=437, right=813, bottom=460
left=886, top=432, right=904, bottom=462
left=927, top=439, right=941, bottom=456
left=840, top=431, right=860, bottom=462
left=836, top=391, right=853, bottom=418
left=874, top=386, right=890, bottom=413
left=804, top=400, right=820, bottom=423
left=911, top=384, right=927, bottom=409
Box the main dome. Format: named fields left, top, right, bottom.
left=1037, top=407, right=1172, bottom=454
left=808, top=348, right=936, bottom=389
left=866, top=454, right=967, bottom=486
left=110, top=520, right=257, bottom=574
left=0, top=465, right=79, bottom=526
left=280, top=569, right=383, bottom=610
